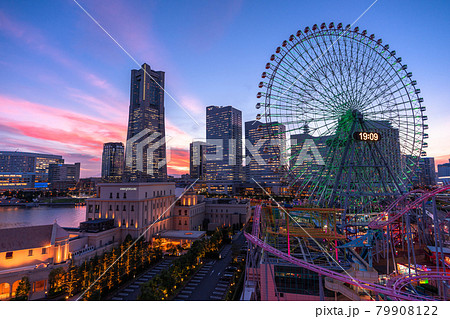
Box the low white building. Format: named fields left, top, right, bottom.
left=85, top=182, right=175, bottom=242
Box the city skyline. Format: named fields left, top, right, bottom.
left=0, top=1, right=449, bottom=178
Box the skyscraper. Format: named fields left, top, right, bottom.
left=102, top=142, right=124, bottom=182
left=418, top=157, right=436, bottom=186
left=190, top=141, right=207, bottom=180
left=125, top=63, right=167, bottom=181
left=245, top=121, right=286, bottom=184
left=205, top=106, right=242, bottom=181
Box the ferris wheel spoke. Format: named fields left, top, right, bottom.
left=262, top=25, right=424, bottom=209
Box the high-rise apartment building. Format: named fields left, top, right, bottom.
left=102, top=142, right=124, bottom=182
left=245, top=121, right=286, bottom=184
left=125, top=63, right=167, bottom=182
left=190, top=141, right=207, bottom=180
left=205, top=106, right=243, bottom=181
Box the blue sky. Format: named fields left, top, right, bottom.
left=0, top=0, right=449, bottom=176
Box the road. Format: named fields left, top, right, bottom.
left=175, top=231, right=246, bottom=301
left=109, top=258, right=173, bottom=301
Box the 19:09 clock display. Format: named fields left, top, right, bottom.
left=353, top=131, right=381, bottom=141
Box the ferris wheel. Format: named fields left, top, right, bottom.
left=256, top=22, right=428, bottom=212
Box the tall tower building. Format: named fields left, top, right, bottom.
left=102, top=142, right=125, bottom=182
left=190, top=141, right=207, bottom=180
left=125, top=63, right=167, bottom=181
left=205, top=106, right=243, bottom=181
left=418, top=157, right=436, bottom=186
left=245, top=121, right=287, bottom=184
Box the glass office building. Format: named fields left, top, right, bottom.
left=205, top=106, right=243, bottom=181
left=0, top=151, right=63, bottom=189
left=125, top=63, right=167, bottom=182
left=102, top=142, right=125, bottom=182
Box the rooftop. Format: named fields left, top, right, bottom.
left=158, top=230, right=206, bottom=240
left=0, top=223, right=68, bottom=252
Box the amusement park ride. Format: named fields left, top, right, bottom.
left=244, top=23, right=450, bottom=301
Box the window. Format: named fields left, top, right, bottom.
left=123, top=193, right=127, bottom=199
left=88, top=205, right=93, bottom=213
left=179, top=220, right=181, bottom=225
left=122, top=219, right=126, bottom=226
left=164, top=190, right=166, bottom=195
left=109, top=205, right=112, bottom=211
left=123, top=206, right=126, bottom=211
left=28, top=250, right=33, bottom=256
left=5, top=252, right=13, bottom=259
left=179, top=210, right=181, bottom=216
left=131, top=205, right=134, bottom=211
left=116, top=193, right=119, bottom=199
left=116, top=205, right=119, bottom=211
left=131, top=219, right=134, bottom=226
left=145, top=192, right=147, bottom=198
left=109, top=193, right=113, bottom=199
left=184, top=220, right=187, bottom=225
left=185, top=210, right=188, bottom=216
left=42, top=248, right=47, bottom=255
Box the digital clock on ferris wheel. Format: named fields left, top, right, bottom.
left=353, top=131, right=381, bottom=141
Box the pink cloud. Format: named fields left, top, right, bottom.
left=0, top=94, right=192, bottom=177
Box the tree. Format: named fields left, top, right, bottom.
left=65, top=264, right=79, bottom=297
left=48, top=267, right=66, bottom=297
left=12, top=277, right=30, bottom=300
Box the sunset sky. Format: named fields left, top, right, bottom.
left=0, top=0, right=449, bottom=177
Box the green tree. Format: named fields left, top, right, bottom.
left=12, top=277, right=30, bottom=300
left=65, top=264, right=79, bottom=297
left=48, top=267, right=66, bottom=297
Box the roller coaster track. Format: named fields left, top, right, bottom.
left=392, top=272, right=450, bottom=294
left=247, top=202, right=450, bottom=300
left=244, top=232, right=437, bottom=300
left=246, top=204, right=444, bottom=301
left=369, top=185, right=450, bottom=229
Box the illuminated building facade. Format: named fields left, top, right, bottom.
left=0, top=151, right=63, bottom=189
left=0, top=223, right=70, bottom=300
left=245, top=120, right=286, bottom=184
left=205, top=105, right=243, bottom=181
left=173, top=191, right=206, bottom=231
left=125, top=63, right=167, bottom=182
left=189, top=141, right=207, bottom=180
left=102, top=142, right=125, bottom=182
left=85, top=182, right=175, bottom=242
